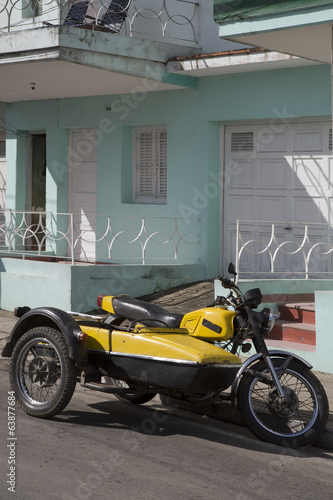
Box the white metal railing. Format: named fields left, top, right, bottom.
left=0, top=0, right=199, bottom=44
left=0, top=210, right=200, bottom=265
left=236, top=220, right=333, bottom=279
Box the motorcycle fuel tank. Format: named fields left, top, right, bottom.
left=180, top=307, right=235, bottom=341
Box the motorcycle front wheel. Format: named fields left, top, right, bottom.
left=9, top=327, right=77, bottom=418
left=237, top=359, right=329, bottom=448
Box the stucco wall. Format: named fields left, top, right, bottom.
left=0, top=258, right=205, bottom=312
left=5, top=63, right=332, bottom=275
left=3, top=63, right=332, bottom=314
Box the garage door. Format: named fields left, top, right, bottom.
left=223, top=121, right=333, bottom=277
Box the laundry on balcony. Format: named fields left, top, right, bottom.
left=43, top=1, right=90, bottom=28
left=43, top=0, right=129, bottom=33
left=64, top=1, right=90, bottom=27
left=82, top=0, right=130, bottom=33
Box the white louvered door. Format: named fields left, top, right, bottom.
left=223, top=121, right=333, bottom=275
left=69, top=130, right=98, bottom=262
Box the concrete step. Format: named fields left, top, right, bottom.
left=268, top=319, right=316, bottom=346
left=277, top=302, right=315, bottom=325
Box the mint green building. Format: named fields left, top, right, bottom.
left=0, top=0, right=333, bottom=370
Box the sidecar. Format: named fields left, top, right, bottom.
left=2, top=304, right=242, bottom=418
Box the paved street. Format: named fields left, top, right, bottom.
left=1, top=282, right=333, bottom=499
left=1, top=366, right=333, bottom=500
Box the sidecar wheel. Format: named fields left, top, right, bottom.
left=237, top=359, right=329, bottom=448
left=9, top=327, right=77, bottom=419
left=109, top=379, right=156, bottom=405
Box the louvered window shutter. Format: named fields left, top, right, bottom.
left=158, top=130, right=167, bottom=197
left=134, top=127, right=167, bottom=203
left=0, top=141, right=5, bottom=158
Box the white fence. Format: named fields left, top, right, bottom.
left=0, top=210, right=201, bottom=265
left=236, top=220, right=333, bottom=279
left=0, top=0, right=199, bottom=44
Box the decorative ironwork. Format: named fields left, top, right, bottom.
left=0, top=0, right=199, bottom=43
left=0, top=210, right=200, bottom=265
left=236, top=220, right=333, bottom=279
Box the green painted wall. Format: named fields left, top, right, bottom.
left=0, top=259, right=205, bottom=312
left=5, top=63, right=332, bottom=279
left=2, top=64, right=333, bottom=371
left=214, top=0, right=333, bottom=23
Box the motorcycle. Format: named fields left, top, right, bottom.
left=2, top=263, right=329, bottom=448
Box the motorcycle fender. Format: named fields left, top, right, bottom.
left=230, top=350, right=313, bottom=401
left=2, top=307, right=87, bottom=361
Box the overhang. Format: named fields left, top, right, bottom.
left=0, top=26, right=197, bottom=102
left=166, top=48, right=319, bottom=77
left=213, top=0, right=333, bottom=64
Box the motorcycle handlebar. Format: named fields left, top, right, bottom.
left=216, top=276, right=236, bottom=290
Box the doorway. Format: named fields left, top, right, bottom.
left=27, top=133, right=46, bottom=251
left=69, top=130, right=98, bottom=262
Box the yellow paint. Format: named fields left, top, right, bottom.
left=181, top=307, right=235, bottom=341
left=100, top=296, right=115, bottom=314
left=111, top=330, right=241, bottom=365
left=81, top=326, right=111, bottom=351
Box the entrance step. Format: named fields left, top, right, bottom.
left=267, top=301, right=316, bottom=347
left=277, top=303, right=315, bottom=325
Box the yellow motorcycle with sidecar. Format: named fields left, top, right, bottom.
left=2, top=264, right=329, bottom=448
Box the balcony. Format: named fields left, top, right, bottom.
left=1, top=0, right=199, bottom=44
left=236, top=219, right=333, bottom=279
left=0, top=210, right=201, bottom=265
left=0, top=0, right=199, bottom=101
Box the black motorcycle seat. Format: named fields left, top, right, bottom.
left=112, top=294, right=183, bottom=329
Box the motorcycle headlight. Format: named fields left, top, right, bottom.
left=261, top=308, right=280, bottom=335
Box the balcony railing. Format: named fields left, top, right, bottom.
left=236, top=220, right=333, bottom=279
left=0, top=210, right=201, bottom=265
left=0, top=0, right=199, bottom=44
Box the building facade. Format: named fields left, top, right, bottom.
left=0, top=0, right=332, bottom=322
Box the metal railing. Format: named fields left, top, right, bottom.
left=0, top=0, right=199, bottom=44
left=236, top=220, right=333, bottom=279
left=0, top=210, right=201, bottom=265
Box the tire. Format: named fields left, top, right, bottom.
left=237, top=359, right=329, bottom=448
left=109, top=378, right=156, bottom=405
left=9, top=327, right=77, bottom=419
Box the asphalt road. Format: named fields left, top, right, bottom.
left=1, top=367, right=333, bottom=500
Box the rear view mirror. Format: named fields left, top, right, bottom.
left=228, top=262, right=237, bottom=277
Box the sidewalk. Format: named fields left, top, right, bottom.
left=1, top=280, right=333, bottom=451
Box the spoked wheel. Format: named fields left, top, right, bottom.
left=10, top=327, right=77, bottom=418
left=109, top=378, right=156, bottom=405
left=237, top=359, right=329, bottom=448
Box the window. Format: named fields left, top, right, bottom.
left=0, top=140, right=5, bottom=158
left=133, top=126, right=167, bottom=204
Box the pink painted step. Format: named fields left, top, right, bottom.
left=268, top=320, right=316, bottom=346
left=277, top=303, right=315, bottom=325
left=267, top=302, right=316, bottom=346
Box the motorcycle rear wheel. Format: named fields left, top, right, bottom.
left=9, top=327, right=77, bottom=418
left=109, top=379, right=156, bottom=405
left=237, top=359, right=329, bottom=448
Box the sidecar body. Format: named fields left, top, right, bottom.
left=81, top=323, right=242, bottom=393
left=3, top=305, right=242, bottom=396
